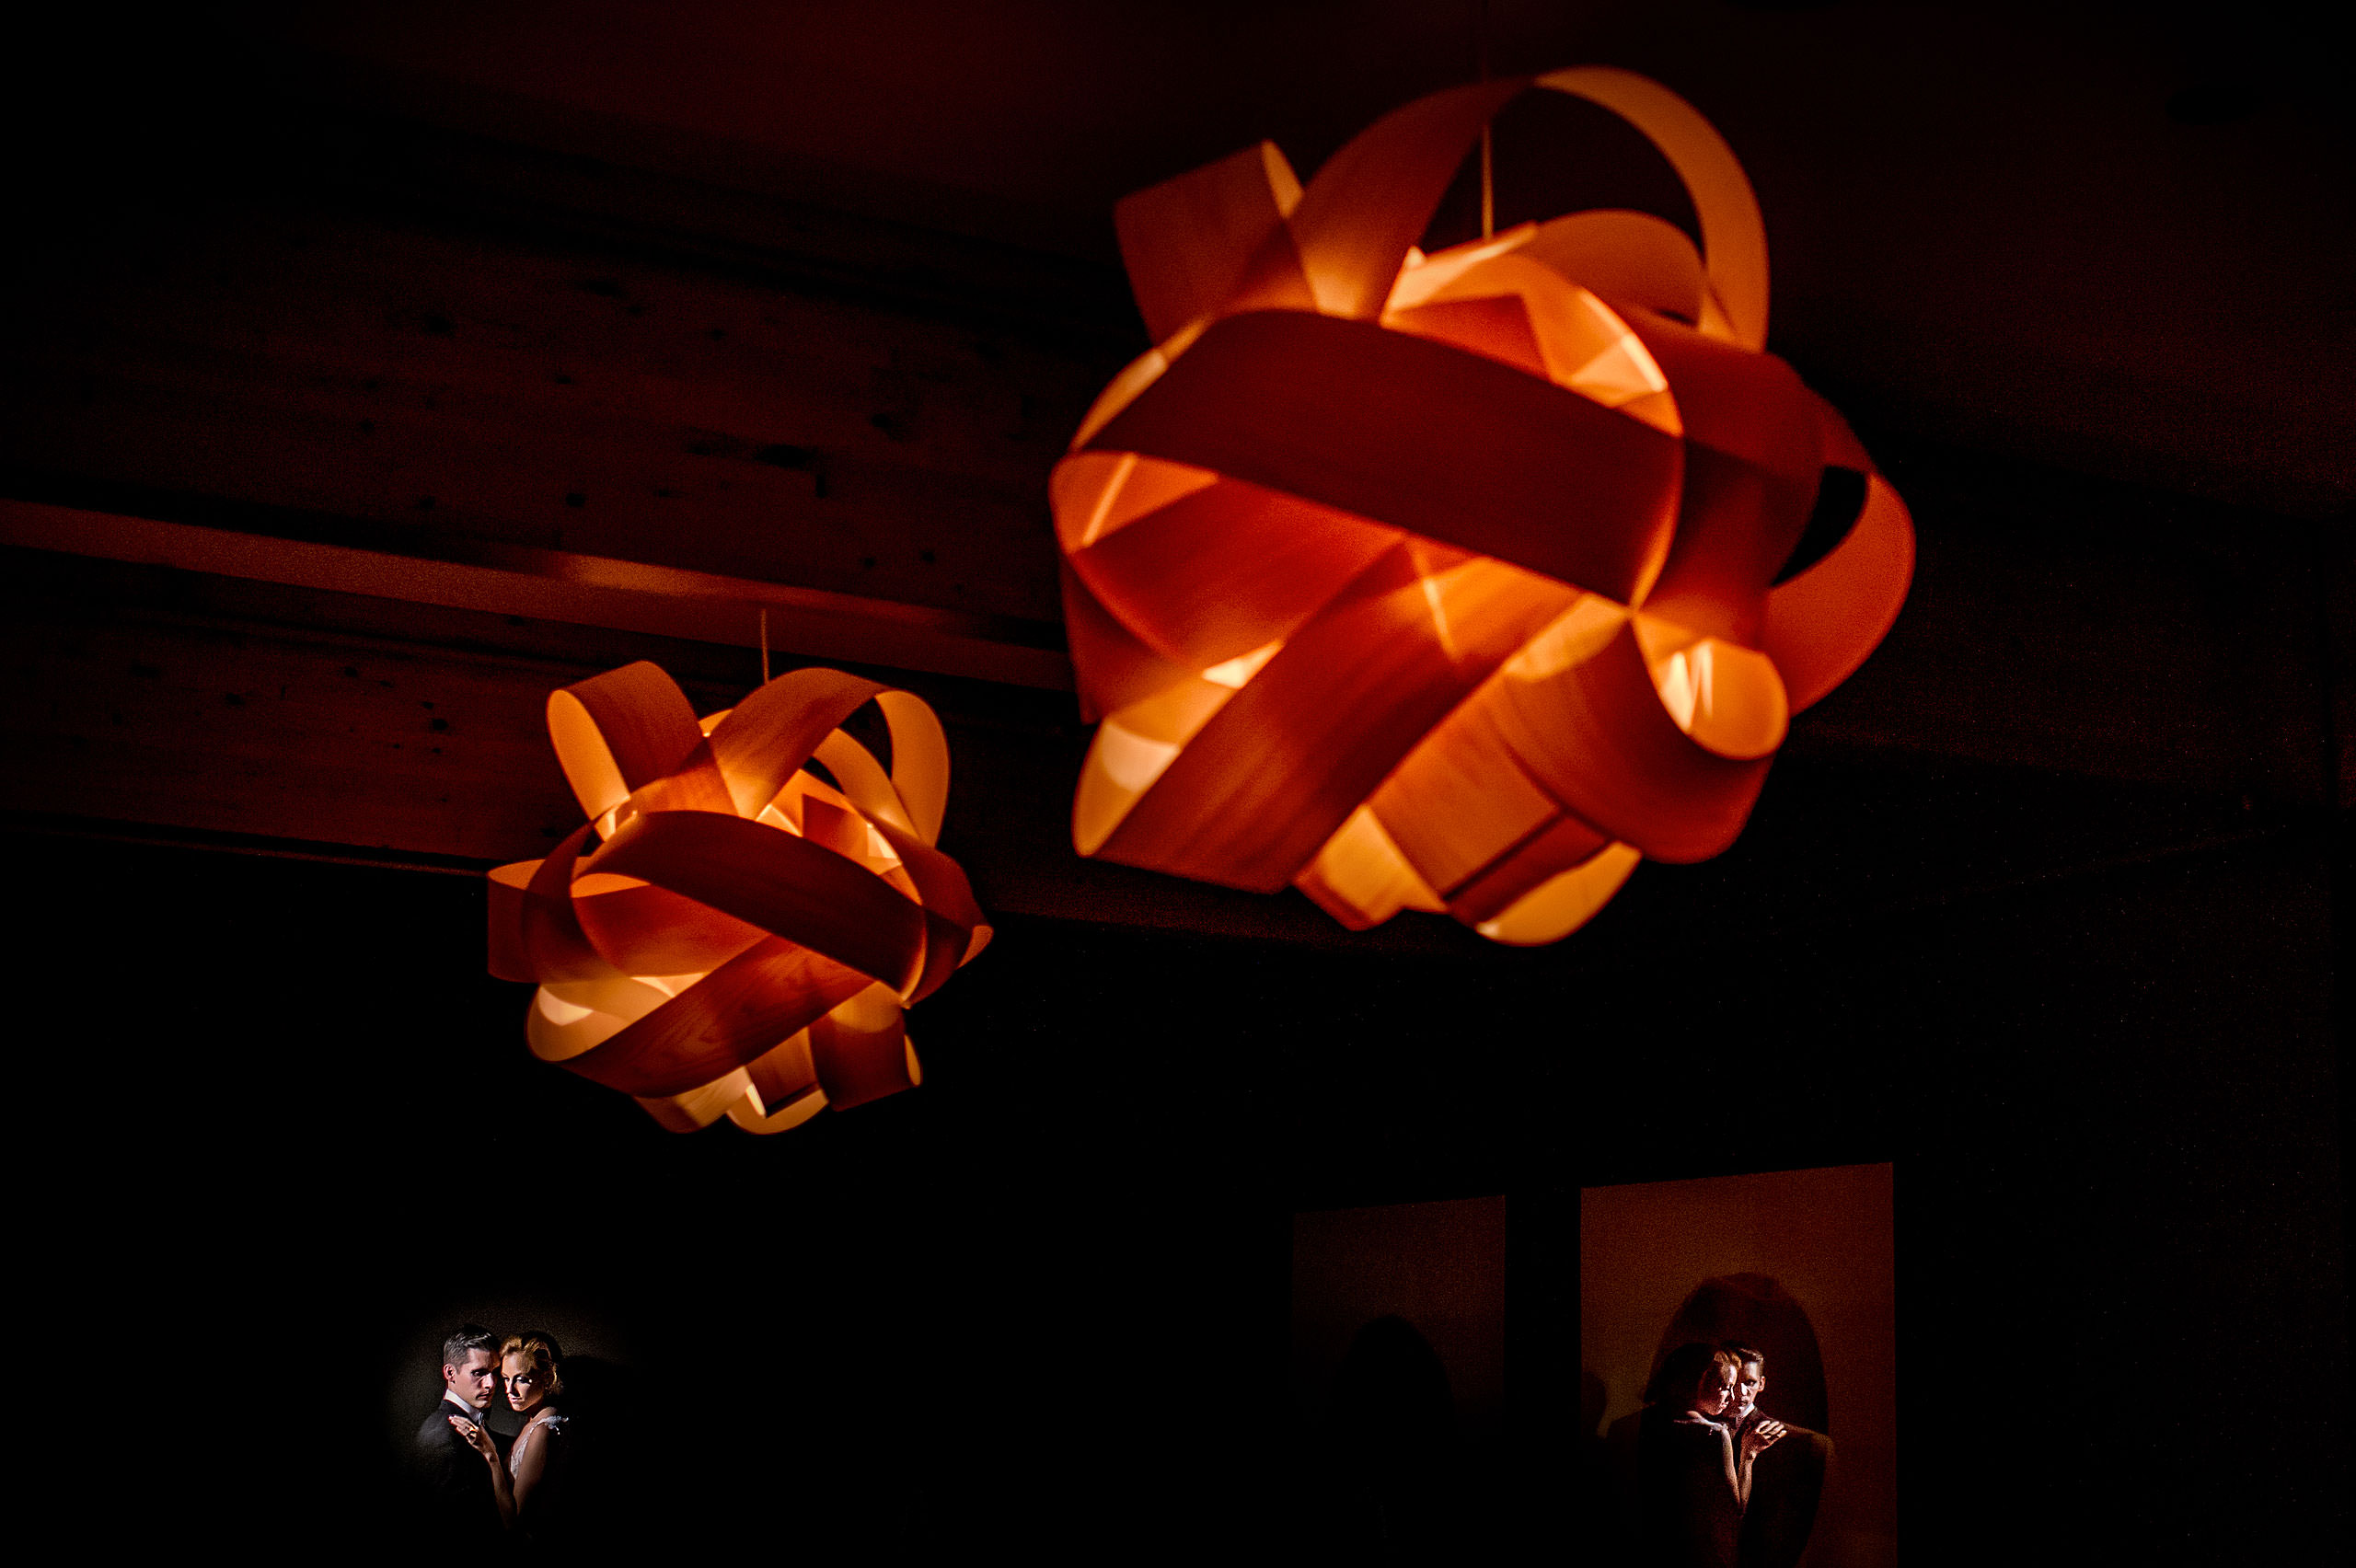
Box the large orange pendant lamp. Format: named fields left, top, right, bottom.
left=1052, top=67, right=1913, bottom=944
left=488, top=662, right=990, bottom=1132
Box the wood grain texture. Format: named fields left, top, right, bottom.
left=0, top=544, right=2316, bottom=958
left=1, top=199, right=1108, bottom=625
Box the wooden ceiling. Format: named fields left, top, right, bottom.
left=3, top=0, right=2347, bottom=949
left=233, top=0, right=2356, bottom=518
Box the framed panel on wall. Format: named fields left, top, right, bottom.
left=1577, top=1162, right=1897, bottom=1568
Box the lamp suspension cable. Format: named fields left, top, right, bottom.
left=758, top=607, right=771, bottom=686
left=1478, top=0, right=1494, bottom=238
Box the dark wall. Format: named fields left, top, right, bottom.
left=17, top=807, right=2344, bottom=1557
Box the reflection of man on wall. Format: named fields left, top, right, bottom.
left=1724, top=1344, right=1831, bottom=1568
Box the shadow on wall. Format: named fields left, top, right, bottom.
left=1288, top=1196, right=1509, bottom=1557
left=1332, top=1314, right=1456, bottom=1454
left=1288, top=1195, right=1507, bottom=1439
left=1322, top=1315, right=1460, bottom=1554
left=1655, top=1274, right=1829, bottom=1434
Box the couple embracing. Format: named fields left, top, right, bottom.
left=415, top=1325, right=574, bottom=1547
left=1630, top=1341, right=1829, bottom=1568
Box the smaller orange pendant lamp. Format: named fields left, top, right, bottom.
left=1052, top=67, right=1914, bottom=944
left=488, top=661, right=990, bottom=1133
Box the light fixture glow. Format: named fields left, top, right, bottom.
left=488, top=661, right=990, bottom=1132
left=1052, top=67, right=1914, bottom=943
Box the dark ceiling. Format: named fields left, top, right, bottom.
left=23, top=2, right=2356, bottom=515
left=241, top=0, right=2356, bottom=519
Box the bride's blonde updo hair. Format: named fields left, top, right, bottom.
left=500, top=1331, right=565, bottom=1400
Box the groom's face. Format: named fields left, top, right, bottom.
left=1735, top=1362, right=1766, bottom=1421
left=445, top=1349, right=500, bottom=1409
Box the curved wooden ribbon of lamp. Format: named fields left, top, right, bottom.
left=487, top=661, right=990, bottom=1133
left=1052, top=66, right=1915, bottom=944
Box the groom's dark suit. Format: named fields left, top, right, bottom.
left=1732, top=1412, right=1831, bottom=1568
left=413, top=1393, right=502, bottom=1540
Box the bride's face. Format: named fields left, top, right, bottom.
left=503, top=1353, right=550, bottom=1414
left=1691, top=1360, right=1738, bottom=1420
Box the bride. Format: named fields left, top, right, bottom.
left=1635, top=1342, right=1786, bottom=1566
left=449, top=1331, right=573, bottom=1539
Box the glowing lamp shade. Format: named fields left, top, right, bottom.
left=1051, top=68, right=1915, bottom=944
left=487, top=661, right=990, bottom=1133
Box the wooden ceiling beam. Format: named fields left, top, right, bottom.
left=0, top=499, right=1069, bottom=692
left=0, top=190, right=1114, bottom=632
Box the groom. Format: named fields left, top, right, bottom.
left=412, top=1324, right=504, bottom=1542
left=1726, top=1344, right=1831, bottom=1568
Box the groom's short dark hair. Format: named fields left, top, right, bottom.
left=1725, top=1343, right=1766, bottom=1370
left=443, top=1324, right=499, bottom=1368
